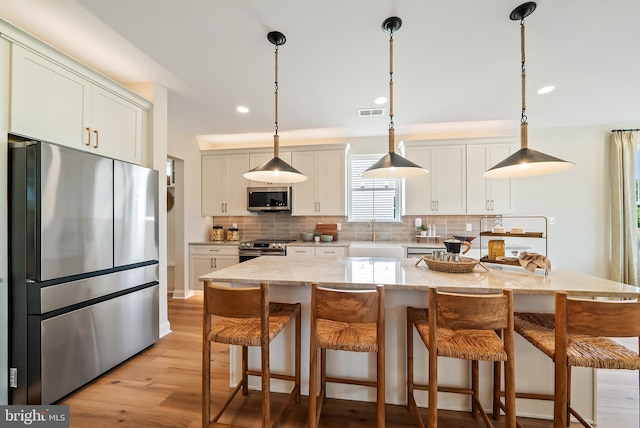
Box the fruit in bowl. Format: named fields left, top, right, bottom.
left=320, top=235, right=333, bottom=242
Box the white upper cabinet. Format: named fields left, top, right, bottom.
left=291, top=150, right=345, bottom=216
left=9, top=44, right=147, bottom=164
left=248, top=151, right=292, bottom=187
left=201, top=154, right=250, bottom=216
left=404, top=145, right=466, bottom=215
left=466, top=143, right=515, bottom=214
left=403, top=146, right=432, bottom=215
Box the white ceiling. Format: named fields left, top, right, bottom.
left=1, top=0, right=639, bottom=147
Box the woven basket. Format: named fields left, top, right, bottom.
left=418, top=256, right=482, bottom=273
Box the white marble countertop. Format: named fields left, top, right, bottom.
left=201, top=256, right=640, bottom=297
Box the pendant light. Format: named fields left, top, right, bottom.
left=484, top=2, right=574, bottom=178
left=243, top=31, right=308, bottom=183
left=361, top=17, right=428, bottom=179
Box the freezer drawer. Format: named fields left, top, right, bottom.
left=36, top=284, right=159, bottom=404
left=37, top=263, right=158, bottom=314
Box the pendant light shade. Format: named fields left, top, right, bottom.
left=483, top=2, right=574, bottom=179
left=243, top=31, right=308, bottom=184
left=361, top=17, right=428, bottom=179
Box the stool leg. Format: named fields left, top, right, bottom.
left=427, top=348, right=437, bottom=427
left=493, top=360, right=501, bottom=420
left=321, top=348, right=327, bottom=404
left=242, top=345, right=249, bottom=396
left=377, top=347, right=385, bottom=428
left=566, top=366, right=572, bottom=428
left=308, top=338, right=318, bottom=427
left=407, top=313, right=414, bottom=412
left=261, top=336, right=270, bottom=427
left=471, top=360, right=479, bottom=418
left=202, top=340, right=211, bottom=428
left=295, top=309, right=301, bottom=404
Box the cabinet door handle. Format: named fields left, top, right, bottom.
left=214, top=258, right=217, bottom=269
left=210, top=258, right=214, bottom=268
left=486, top=200, right=490, bottom=211
left=435, top=201, right=439, bottom=211
left=93, top=129, right=99, bottom=148
left=491, top=200, right=494, bottom=210
left=85, top=127, right=91, bottom=146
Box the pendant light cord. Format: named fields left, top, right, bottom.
left=519, top=18, right=529, bottom=150
left=388, top=30, right=395, bottom=154
left=273, top=44, right=280, bottom=158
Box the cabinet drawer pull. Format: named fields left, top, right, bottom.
left=93, top=129, right=99, bottom=148
left=85, top=127, right=91, bottom=146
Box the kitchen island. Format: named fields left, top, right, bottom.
left=201, top=256, right=638, bottom=423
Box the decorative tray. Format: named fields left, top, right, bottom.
left=415, top=256, right=489, bottom=273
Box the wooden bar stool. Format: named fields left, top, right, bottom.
left=407, top=287, right=516, bottom=428
left=202, top=279, right=301, bottom=428
left=308, top=282, right=385, bottom=428
left=513, top=292, right=640, bottom=428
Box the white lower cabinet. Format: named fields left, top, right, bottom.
left=287, top=246, right=346, bottom=257
left=189, top=245, right=239, bottom=291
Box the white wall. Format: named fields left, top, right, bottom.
left=167, top=124, right=209, bottom=299
left=512, top=125, right=610, bottom=278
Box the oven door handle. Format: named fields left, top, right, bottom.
left=239, top=250, right=263, bottom=257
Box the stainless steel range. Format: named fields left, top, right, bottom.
left=239, top=239, right=295, bottom=262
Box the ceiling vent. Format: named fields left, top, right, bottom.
left=358, top=108, right=385, bottom=117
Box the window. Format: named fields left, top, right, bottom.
left=348, top=154, right=401, bottom=222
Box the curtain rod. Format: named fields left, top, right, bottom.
left=611, top=128, right=640, bottom=132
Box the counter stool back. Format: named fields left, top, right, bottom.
left=308, top=282, right=385, bottom=428
left=407, top=287, right=516, bottom=428
left=513, top=292, right=640, bottom=428
left=202, top=279, right=301, bottom=428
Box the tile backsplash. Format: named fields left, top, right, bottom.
left=209, top=213, right=486, bottom=243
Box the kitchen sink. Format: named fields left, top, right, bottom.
left=348, top=242, right=405, bottom=258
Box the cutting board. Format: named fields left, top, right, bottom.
left=316, top=223, right=338, bottom=241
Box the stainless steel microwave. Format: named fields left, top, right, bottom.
left=247, top=186, right=292, bottom=212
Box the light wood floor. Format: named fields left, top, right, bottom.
left=58, top=295, right=638, bottom=427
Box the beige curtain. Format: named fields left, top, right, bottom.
left=609, top=131, right=638, bottom=285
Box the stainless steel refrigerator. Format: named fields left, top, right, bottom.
left=8, top=136, right=160, bottom=405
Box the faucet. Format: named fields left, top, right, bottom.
left=369, top=219, right=376, bottom=242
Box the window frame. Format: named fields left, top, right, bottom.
left=347, top=153, right=402, bottom=222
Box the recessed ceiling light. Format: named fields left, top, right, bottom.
left=374, top=96, right=387, bottom=105
left=236, top=106, right=249, bottom=113
left=536, top=85, right=555, bottom=95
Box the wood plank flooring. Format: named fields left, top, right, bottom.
left=58, top=295, right=638, bottom=427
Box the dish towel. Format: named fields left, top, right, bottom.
left=518, top=252, right=551, bottom=273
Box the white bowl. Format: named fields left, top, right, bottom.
left=320, top=235, right=333, bottom=242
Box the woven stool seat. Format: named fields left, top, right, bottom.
left=316, top=319, right=378, bottom=352
left=408, top=307, right=508, bottom=361
left=207, top=302, right=300, bottom=346
left=516, top=312, right=640, bottom=369
left=407, top=289, right=516, bottom=428
left=511, top=293, right=640, bottom=428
